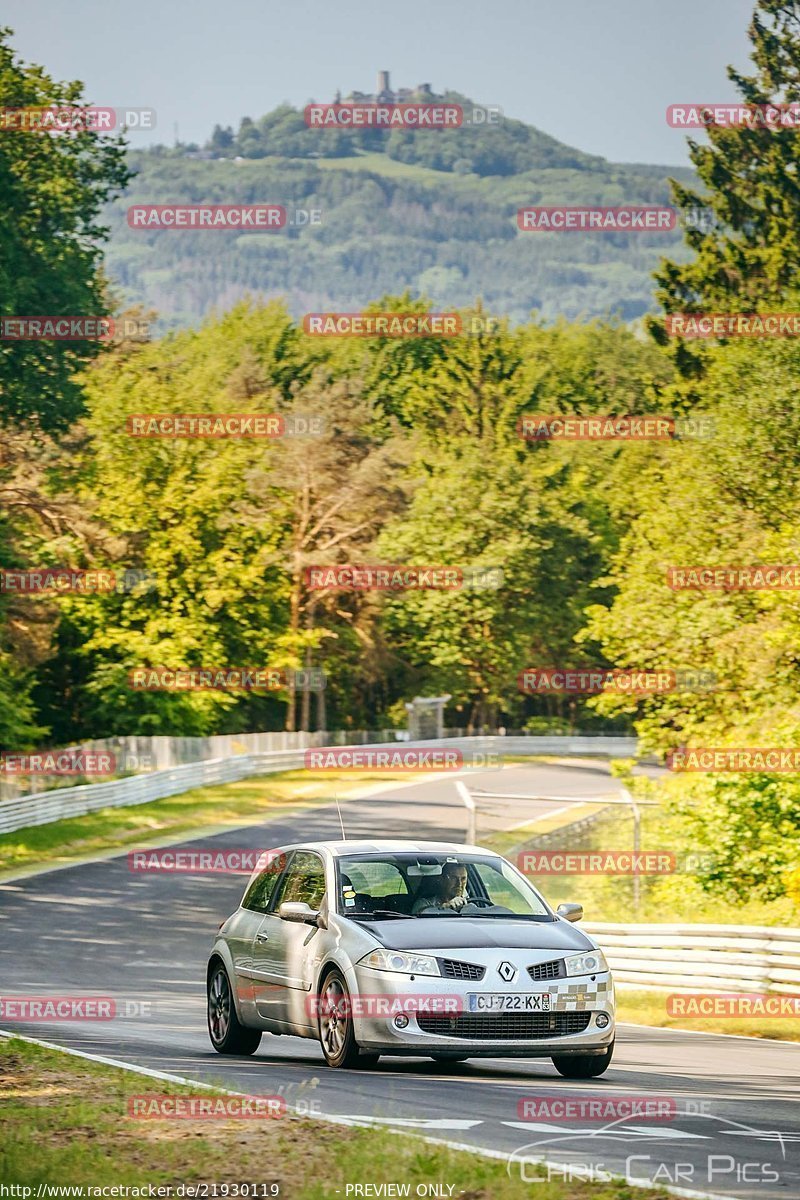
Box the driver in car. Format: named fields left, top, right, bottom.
left=412, top=862, right=469, bottom=913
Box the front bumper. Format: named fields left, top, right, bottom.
left=347, top=954, right=614, bottom=1058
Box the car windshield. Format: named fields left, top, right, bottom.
left=335, top=852, right=553, bottom=920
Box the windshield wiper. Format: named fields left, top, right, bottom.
left=351, top=910, right=410, bottom=920
left=470, top=912, right=556, bottom=921
left=417, top=910, right=549, bottom=919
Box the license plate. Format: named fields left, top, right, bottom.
left=466, top=992, right=551, bottom=1013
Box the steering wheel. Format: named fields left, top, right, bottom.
left=464, top=896, right=494, bottom=907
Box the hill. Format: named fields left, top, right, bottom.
left=105, top=92, right=696, bottom=329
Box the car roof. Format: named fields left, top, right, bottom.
left=277, top=839, right=500, bottom=858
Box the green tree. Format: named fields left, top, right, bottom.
left=653, top=1, right=800, bottom=325
left=582, top=328, right=800, bottom=752
left=0, top=27, right=130, bottom=430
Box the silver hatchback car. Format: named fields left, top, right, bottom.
left=207, top=839, right=614, bottom=1073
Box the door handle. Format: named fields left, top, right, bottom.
left=256, top=932, right=269, bottom=943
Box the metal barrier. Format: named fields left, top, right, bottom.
left=0, top=729, right=401, bottom=800
left=0, top=734, right=638, bottom=835
left=584, top=923, right=800, bottom=994
left=0, top=751, right=301, bottom=835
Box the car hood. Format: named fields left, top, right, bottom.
left=358, top=917, right=594, bottom=952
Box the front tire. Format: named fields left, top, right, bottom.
left=317, top=968, right=378, bottom=1069
left=552, top=1040, right=614, bottom=1078
left=208, top=963, right=261, bottom=1055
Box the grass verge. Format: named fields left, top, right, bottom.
left=616, top=988, right=800, bottom=1043
left=0, top=1037, right=669, bottom=1199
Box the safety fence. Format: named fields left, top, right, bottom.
left=585, top=922, right=800, bottom=994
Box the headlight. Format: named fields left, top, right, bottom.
left=359, top=949, right=441, bottom=976
left=564, top=950, right=608, bottom=977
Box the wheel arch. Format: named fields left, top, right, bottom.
left=315, top=957, right=346, bottom=994
left=206, top=946, right=247, bottom=1025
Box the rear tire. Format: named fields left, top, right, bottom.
left=317, top=968, right=378, bottom=1069
left=207, top=962, right=261, bottom=1055
left=552, top=1040, right=614, bottom=1078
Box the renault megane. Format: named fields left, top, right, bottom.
left=206, top=839, right=614, bottom=1073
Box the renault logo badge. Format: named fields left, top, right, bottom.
left=498, top=961, right=516, bottom=982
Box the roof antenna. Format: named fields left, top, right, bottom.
left=333, top=792, right=347, bottom=841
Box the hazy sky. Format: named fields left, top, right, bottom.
left=5, top=0, right=754, bottom=164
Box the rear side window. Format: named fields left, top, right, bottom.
left=343, top=861, right=408, bottom=899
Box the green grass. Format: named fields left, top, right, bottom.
left=0, top=1037, right=672, bottom=1198
left=616, top=989, right=800, bottom=1043
left=0, top=769, right=421, bottom=879
left=315, top=152, right=464, bottom=183
left=481, top=801, right=601, bottom=860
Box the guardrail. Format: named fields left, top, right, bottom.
left=0, top=730, right=638, bottom=801
left=584, top=923, right=800, bottom=994
left=0, top=734, right=639, bottom=836
left=0, top=754, right=251, bottom=835
left=0, top=729, right=399, bottom=801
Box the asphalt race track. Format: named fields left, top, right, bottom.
left=2, top=760, right=799, bottom=1200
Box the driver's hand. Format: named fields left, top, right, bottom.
left=447, top=894, right=468, bottom=910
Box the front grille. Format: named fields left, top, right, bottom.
left=527, top=959, right=564, bottom=982
left=440, top=958, right=486, bottom=981
left=417, top=1011, right=592, bottom=1040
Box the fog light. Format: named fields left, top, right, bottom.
left=394, top=1014, right=409, bottom=1029
left=595, top=1012, right=610, bottom=1028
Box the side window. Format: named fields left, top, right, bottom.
left=242, top=863, right=284, bottom=913
left=343, top=862, right=408, bottom=899
left=277, top=851, right=326, bottom=909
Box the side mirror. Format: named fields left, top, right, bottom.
left=557, top=902, right=583, bottom=924
left=279, top=901, right=320, bottom=925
